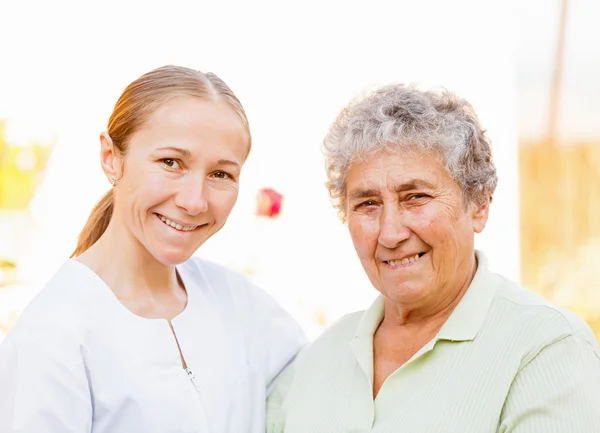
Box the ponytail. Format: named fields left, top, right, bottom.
left=71, top=189, right=114, bottom=257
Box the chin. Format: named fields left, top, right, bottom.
left=383, top=282, right=429, bottom=302
left=152, top=249, right=196, bottom=267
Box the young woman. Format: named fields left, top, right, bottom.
left=0, top=65, right=306, bottom=433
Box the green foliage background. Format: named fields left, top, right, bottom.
left=0, top=121, right=54, bottom=210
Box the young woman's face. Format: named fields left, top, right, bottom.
left=105, top=96, right=249, bottom=265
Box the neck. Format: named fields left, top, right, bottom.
left=382, top=254, right=477, bottom=331
left=76, top=217, right=181, bottom=300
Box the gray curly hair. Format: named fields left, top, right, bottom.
left=323, top=84, right=498, bottom=222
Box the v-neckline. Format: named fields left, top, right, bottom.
left=67, top=258, right=194, bottom=325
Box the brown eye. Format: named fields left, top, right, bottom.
left=161, top=159, right=180, bottom=169
left=212, top=171, right=230, bottom=179
left=353, top=200, right=376, bottom=210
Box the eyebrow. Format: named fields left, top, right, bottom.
left=348, top=188, right=380, bottom=200
left=156, top=147, right=241, bottom=169
left=216, top=159, right=242, bottom=169
left=348, top=179, right=436, bottom=199
left=156, top=146, right=191, bottom=157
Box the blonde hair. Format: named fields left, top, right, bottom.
left=71, top=65, right=251, bottom=257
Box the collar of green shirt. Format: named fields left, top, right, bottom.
left=349, top=251, right=503, bottom=387
left=352, top=250, right=502, bottom=343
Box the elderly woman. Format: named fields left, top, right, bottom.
left=266, top=84, right=600, bottom=432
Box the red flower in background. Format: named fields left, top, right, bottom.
left=256, top=187, right=283, bottom=218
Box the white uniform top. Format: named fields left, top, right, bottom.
left=0, top=257, right=306, bottom=433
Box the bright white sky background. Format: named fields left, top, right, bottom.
left=2, top=0, right=591, bottom=336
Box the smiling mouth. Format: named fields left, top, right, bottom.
left=385, top=252, right=426, bottom=267
left=155, top=213, right=202, bottom=232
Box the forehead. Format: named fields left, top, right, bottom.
left=148, top=97, right=241, bottom=128
left=346, top=149, right=454, bottom=192
left=130, top=96, right=249, bottom=158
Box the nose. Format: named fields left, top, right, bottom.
left=175, top=176, right=208, bottom=216
left=377, top=203, right=411, bottom=249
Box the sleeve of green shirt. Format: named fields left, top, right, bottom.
left=499, top=334, right=600, bottom=432
left=266, top=358, right=296, bottom=433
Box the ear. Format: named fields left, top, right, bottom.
left=471, top=192, right=491, bottom=234
left=100, top=132, right=121, bottom=183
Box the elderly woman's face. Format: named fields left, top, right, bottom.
left=345, top=149, right=489, bottom=308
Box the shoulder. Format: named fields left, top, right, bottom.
left=316, top=310, right=365, bottom=344
left=182, top=257, right=306, bottom=365
left=0, top=265, right=89, bottom=368
left=179, top=255, right=253, bottom=293
left=269, top=309, right=364, bottom=402
left=180, top=255, right=290, bottom=317
left=7, top=260, right=95, bottom=341
left=490, top=272, right=599, bottom=360
left=295, top=310, right=365, bottom=364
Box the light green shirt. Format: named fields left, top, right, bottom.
left=267, top=252, right=600, bottom=432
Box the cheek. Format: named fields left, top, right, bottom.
left=348, top=218, right=378, bottom=258
left=408, top=205, right=455, bottom=244
left=210, top=187, right=239, bottom=217
left=126, top=166, right=169, bottom=201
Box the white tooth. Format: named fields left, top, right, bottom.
left=407, top=256, right=415, bottom=264
left=401, top=258, right=409, bottom=265
left=169, top=221, right=177, bottom=228
left=414, top=254, right=420, bottom=261
left=175, top=223, right=183, bottom=230
left=160, top=215, right=166, bottom=222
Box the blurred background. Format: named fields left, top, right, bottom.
left=1, top=0, right=598, bottom=342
